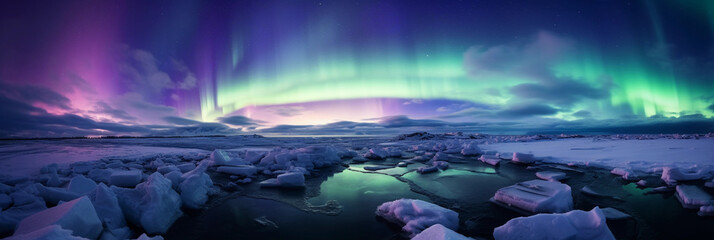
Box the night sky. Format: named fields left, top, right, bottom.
left=1, top=0, right=713, bottom=137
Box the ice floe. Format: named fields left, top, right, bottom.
left=492, top=179, right=573, bottom=214
left=675, top=185, right=712, bottom=209
left=13, top=196, right=102, bottom=239
left=375, top=198, right=458, bottom=237
left=493, top=207, right=614, bottom=240
left=112, top=173, right=183, bottom=234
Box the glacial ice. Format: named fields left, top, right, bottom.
left=493, top=207, right=614, bottom=240
left=492, top=179, right=573, bottom=213
left=375, top=198, right=459, bottom=237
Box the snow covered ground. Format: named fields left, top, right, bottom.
left=0, top=133, right=712, bottom=239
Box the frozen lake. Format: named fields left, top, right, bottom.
left=1, top=133, right=713, bottom=239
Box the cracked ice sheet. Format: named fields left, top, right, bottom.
left=481, top=138, right=714, bottom=173
left=0, top=142, right=207, bottom=176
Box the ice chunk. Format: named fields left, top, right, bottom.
left=536, top=171, right=566, bottom=181
left=512, top=152, right=536, bottom=164
left=479, top=155, right=500, bottom=166
left=610, top=168, right=638, bottom=181
left=67, top=175, right=97, bottom=195
left=0, top=191, right=46, bottom=234
left=14, top=196, right=102, bottom=239
left=0, top=193, right=11, bottom=210
left=417, top=161, right=449, bottom=174
left=260, top=172, right=305, bottom=188
left=492, top=180, right=573, bottom=213
left=365, top=148, right=389, bottom=160
left=244, top=150, right=267, bottom=164
left=364, top=165, right=393, bottom=171
left=34, top=184, right=81, bottom=205
left=179, top=161, right=213, bottom=209
left=600, top=207, right=631, bottom=220
left=176, top=163, right=196, bottom=173
left=706, top=179, right=714, bottom=188
left=111, top=172, right=183, bottom=234
left=88, top=183, right=127, bottom=230
left=493, top=207, right=614, bottom=240
left=4, top=225, right=88, bottom=240
left=109, top=170, right=143, bottom=187
left=661, top=167, right=705, bottom=185
left=675, top=185, right=712, bottom=209
left=136, top=233, right=165, bottom=240
left=210, top=149, right=246, bottom=166
left=460, top=143, right=482, bottom=156
left=216, top=165, right=257, bottom=177
left=156, top=165, right=180, bottom=174
left=375, top=198, right=458, bottom=237
left=432, top=152, right=450, bottom=161
left=699, top=205, right=714, bottom=217
left=412, top=224, right=473, bottom=240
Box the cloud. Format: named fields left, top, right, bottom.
left=0, top=82, right=72, bottom=110
left=498, top=104, right=560, bottom=117
left=91, top=102, right=135, bottom=121
left=217, top=115, right=263, bottom=126
left=0, top=95, right=149, bottom=137
left=149, top=122, right=239, bottom=136
left=403, top=99, right=424, bottom=105
left=266, top=106, right=307, bottom=117
left=572, top=110, right=592, bottom=118
left=163, top=116, right=201, bottom=125
left=464, top=31, right=611, bottom=108
left=377, top=115, right=452, bottom=128
left=509, top=80, right=610, bottom=106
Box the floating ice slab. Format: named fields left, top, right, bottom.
left=112, top=172, right=183, bottom=234
left=675, top=185, right=713, bottom=209
left=661, top=167, right=706, bottom=185
left=479, top=155, right=500, bottom=166
left=109, top=170, right=143, bottom=187
left=493, top=207, right=614, bottom=240
left=5, top=225, right=88, bottom=240
left=216, top=165, right=257, bottom=177
left=610, top=168, right=638, bottom=181
left=260, top=172, right=305, bottom=188
left=512, top=152, right=536, bottom=164
left=536, top=171, right=566, bottom=181
left=14, top=196, right=102, bottom=239
left=492, top=179, right=573, bottom=214
left=417, top=161, right=449, bottom=174
left=699, top=205, right=714, bottom=217
left=375, top=198, right=458, bottom=237
left=412, top=224, right=473, bottom=240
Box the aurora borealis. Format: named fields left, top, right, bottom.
left=1, top=0, right=713, bottom=137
